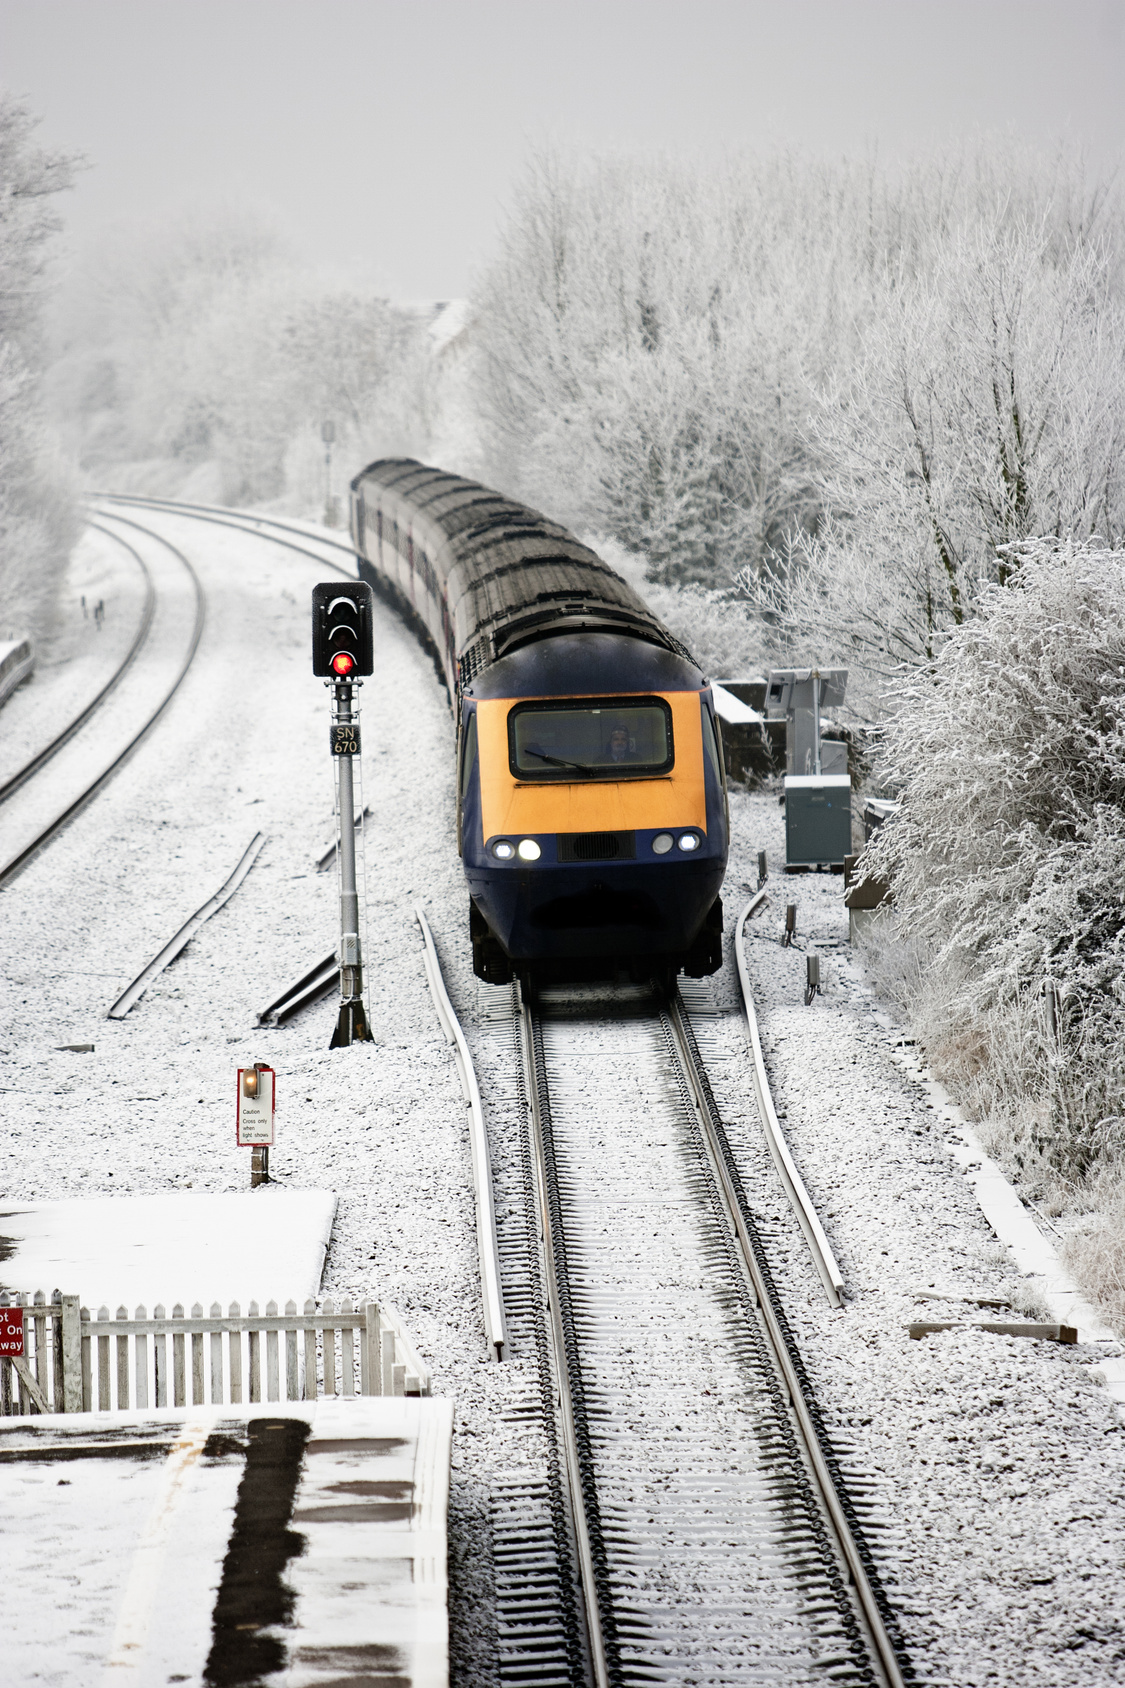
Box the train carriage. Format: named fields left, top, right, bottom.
left=350, top=459, right=728, bottom=989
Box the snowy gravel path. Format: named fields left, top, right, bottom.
left=2, top=510, right=1125, bottom=1686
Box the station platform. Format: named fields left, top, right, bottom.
left=0, top=1394, right=453, bottom=1687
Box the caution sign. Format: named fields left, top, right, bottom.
left=0, top=1306, right=24, bottom=1357
left=236, top=1066, right=276, bottom=1147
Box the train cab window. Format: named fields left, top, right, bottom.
left=701, top=704, right=726, bottom=788
left=509, top=697, right=673, bottom=780
left=460, top=712, right=478, bottom=799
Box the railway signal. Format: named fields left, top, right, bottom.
left=313, top=582, right=375, bottom=1048
left=312, top=582, right=374, bottom=678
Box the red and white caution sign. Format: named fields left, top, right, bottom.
left=0, top=1306, right=24, bottom=1357
left=236, top=1065, right=276, bottom=1147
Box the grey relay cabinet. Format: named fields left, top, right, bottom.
left=785, top=774, right=852, bottom=868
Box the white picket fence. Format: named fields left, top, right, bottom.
left=0, top=1291, right=431, bottom=1416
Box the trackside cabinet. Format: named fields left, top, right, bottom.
left=785, top=774, right=852, bottom=868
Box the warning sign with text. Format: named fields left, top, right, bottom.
left=0, top=1306, right=24, bottom=1356
left=236, top=1066, right=276, bottom=1147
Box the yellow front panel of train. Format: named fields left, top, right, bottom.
left=476, top=691, right=707, bottom=841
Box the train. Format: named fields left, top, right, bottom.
left=349, top=459, right=728, bottom=991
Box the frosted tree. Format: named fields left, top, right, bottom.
left=51, top=209, right=436, bottom=508
left=747, top=158, right=1125, bottom=704
left=0, top=94, right=80, bottom=640
left=473, top=151, right=870, bottom=588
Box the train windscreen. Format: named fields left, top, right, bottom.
left=509, top=696, right=674, bottom=780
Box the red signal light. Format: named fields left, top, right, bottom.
left=331, top=651, right=356, bottom=677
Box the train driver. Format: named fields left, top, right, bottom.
left=606, top=724, right=635, bottom=764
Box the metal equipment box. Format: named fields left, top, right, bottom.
left=785, top=774, right=852, bottom=868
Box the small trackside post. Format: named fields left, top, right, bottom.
left=804, top=953, right=821, bottom=1005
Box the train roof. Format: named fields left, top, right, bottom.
left=464, top=630, right=705, bottom=699
left=351, top=459, right=695, bottom=688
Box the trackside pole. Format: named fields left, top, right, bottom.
left=330, top=677, right=373, bottom=1047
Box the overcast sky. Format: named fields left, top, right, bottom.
left=3, top=0, right=1123, bottom=299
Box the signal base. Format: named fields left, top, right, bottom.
left=330, top=998, right=374, bottom=1048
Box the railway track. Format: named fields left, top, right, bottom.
left=433, top=950, right=912, bottom=1688
left=0, top=495, right=354, bottom=890
left=0, top=527, right=156, bottom=807
left=91, top=492, right=356, bottom=575
left=0, top=514, right=206, bottom=889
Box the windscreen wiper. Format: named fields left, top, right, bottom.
left=523, top=747, right=599, bottom=773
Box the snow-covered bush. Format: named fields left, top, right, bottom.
left=0, top=94, right=80, bottom=639
left=866, top=538, right=1125, bottom=1206
left=475, top=143, right=1125, bottom=717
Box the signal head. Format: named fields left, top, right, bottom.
left=311, top=581, right=375, bottom=677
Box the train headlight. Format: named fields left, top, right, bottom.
left=652, top=833, right=674, bottom=855
left=677, top=832, right=701, bottom=852
left=517, top=839, right=541, bottom=861
left=492, top=839, right=515, bottom=860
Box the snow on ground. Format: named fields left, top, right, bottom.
left=1, top=1414, right=244, bottom=1687
left=0, top=509, right=518, bottom=1681
left=1, top=509, right=1124, bottom=1685
left=0, top=1190, right=336, bottom=1308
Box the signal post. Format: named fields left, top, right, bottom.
left=312, top=582, right=376, bottom=1047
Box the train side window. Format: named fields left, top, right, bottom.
left=459, top=712, right=478, bottom=800
left=701, top=703, right=726, bottom=789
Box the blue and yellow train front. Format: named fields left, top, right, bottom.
left=458, top=634, right=728, bottom=985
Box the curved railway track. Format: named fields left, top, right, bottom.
left=733, top=893, right=847, bottom=1306
left=0, top=527, right=156, bottom=807
left=0, top=494, right=355, bottom=890
left=91, top=491, right=356, bottom=575
left=0, top=514, right=206, bottom=889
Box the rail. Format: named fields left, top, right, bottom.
left=108, top=832, right=267, bottom=1019
left=516, top=986, right=616, bottom=1688
left=508, top=978, right=909, bottom=1688
left=0, top=531, right=156, bottom=807
left=92, top=493, right=356, bottom=574
left=258, top=951, right=338, bottom=1026
left=665, top=987, right=907, bottom=1688
left=733, top=892, right=846, bottom=1306
left=0, top=515, right=206, bottom=888
left=414, top=906, right=507, bottom=1361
